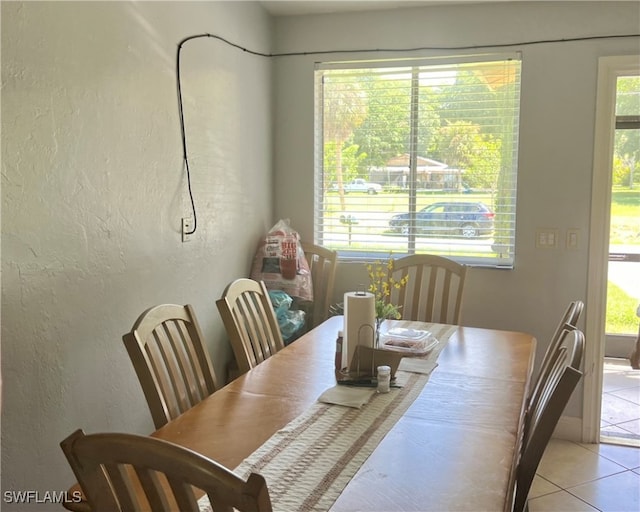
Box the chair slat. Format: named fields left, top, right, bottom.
left=136, top=468, right=172, bottom=511
left=155, top=324, right=192, bottom=415
left=244, top=292, right=272, bottom=359
left=166, top=478, right=200, bottom=512
left=101, top=464, right=138, bottom=511
left=167, top=319, right=208, bottom=404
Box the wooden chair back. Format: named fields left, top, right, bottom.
left=389, top=254, right=467, bottom=324
left=301, top=242, right=338, bottom=328
left=513, top=328, right=584, bottom=512
left=60, top=429, right=272, bottom=512
left=216, top=278, right=285, bottom=375
left=123, top=304, right=219, bottom=429
left=528, top=300, right=584, bottom=414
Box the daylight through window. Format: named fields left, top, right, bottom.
left=314, top=54, right=522, bottom=267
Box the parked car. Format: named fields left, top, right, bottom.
left=389, top=201, right=495, bottom=238
left=342, top=179, right=382, bottom=194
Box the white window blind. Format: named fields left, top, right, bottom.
left=314, top=54, right=522, bottom=267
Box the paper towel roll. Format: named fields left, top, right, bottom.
left=343, top=291, right=376, bottom=369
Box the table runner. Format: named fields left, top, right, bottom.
left=199, top=324, right=456, bottom=512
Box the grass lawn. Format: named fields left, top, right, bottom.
left=610, top=189, right=640, bottom=245
left=608, top=188, right=639, bottom=334
left=607, top=281, right=639, bottom=334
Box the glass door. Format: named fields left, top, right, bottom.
left=601, top=75, right=640, bottom=445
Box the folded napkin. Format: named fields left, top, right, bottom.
left=318, top=385, right=376, bottom=408
left=397, top=358, right=438, bottom=375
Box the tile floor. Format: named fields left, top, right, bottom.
left=528, top=439, right=640, bottom=511
left=527, top=358, right=640, bottom=511
left=600, top=358, right=640, bottom=443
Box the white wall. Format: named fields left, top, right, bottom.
left=1, top=0, right=273, bottom=500
left=272, top=1, right=640, bottom=424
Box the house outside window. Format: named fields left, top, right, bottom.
left=314, top=54, right=522, bottom=267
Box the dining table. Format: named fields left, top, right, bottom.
left=64, top=315, right=536, bottom=512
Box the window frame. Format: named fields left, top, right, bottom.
left=314, top=53, right=522, bottom=268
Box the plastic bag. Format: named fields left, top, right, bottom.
left=250, top=219, right=313, bottom=302
left=268, top=290, right=293, bottom=321
left=268, top=290, right=305, bottom=344
left=280, top=310, right=306, bottom=344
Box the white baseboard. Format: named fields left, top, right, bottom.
left=552, top=415, right=583, bottom=442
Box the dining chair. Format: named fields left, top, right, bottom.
left=60, top=429, right=272, bottom=512
left=123, top=304, right=219, bottom=429
left=513, top=328, right=584, bottom=512
left=301, top=242, right=338, bottom=329
left=527, top=300, right=584, bottom=415
left=389, top=254, right=467, bottom=324
left=216, top=278, right=285, bottom=376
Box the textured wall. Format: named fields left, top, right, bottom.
left=1, top=0, right=273, bottom=499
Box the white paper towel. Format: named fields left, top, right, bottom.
left=343, top=291, right=376, bottom=369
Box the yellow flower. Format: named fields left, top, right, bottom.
left=366, top=254, right=409, bottom=320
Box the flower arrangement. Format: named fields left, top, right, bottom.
left=366, top=255, right=409, bottom=321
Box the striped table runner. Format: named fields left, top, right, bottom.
left=200, top=324, right=457, bottom=512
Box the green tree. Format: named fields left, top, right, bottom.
left=323, top=143, right=368, bottom=190
left=615, top=76, right=640, bottom=115
left=351, top=76, right=412, bottom=172
left=433, top=121, right=502, bottom=189
left=614, top=77, right=640, bottom=189
left=324, top=74, right=368, bottom=210
left=435, top=70, right=503, bottom=135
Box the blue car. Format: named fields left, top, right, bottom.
left=389, top=201, right=495, bottom=238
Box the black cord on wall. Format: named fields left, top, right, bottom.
left=175, top=32, right=640, bottom=236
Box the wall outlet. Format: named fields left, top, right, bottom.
left=182, top=218, right=193, bottom=243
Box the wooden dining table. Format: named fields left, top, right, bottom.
left=65, top=315, right=535, bottom=512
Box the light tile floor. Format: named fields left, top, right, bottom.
left=528, top=358, right=640, bottom=511
left=528, top=439, right=640, bottom=511
left=600, top=358, right=640, bottom=444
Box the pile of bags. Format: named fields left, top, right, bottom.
left=250, top=219, right=312, bottom=344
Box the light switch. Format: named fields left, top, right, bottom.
left=547, top=231, right=556, bottom=246
left=567, top=229, right=579, bottom=249
left=536, top=229, right=559, bottom=249
left=536, top=230, right=548, bottom=247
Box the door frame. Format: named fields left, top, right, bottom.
left=584, top=55, right=639, bottom=443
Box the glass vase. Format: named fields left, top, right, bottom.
left=375, top=317, right=384, bottom=347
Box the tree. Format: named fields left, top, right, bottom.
left=323, top=143, right=368, bottom=191
left=324, top=75, right=367, bottom=210
left=432, top=121, right=502, bottom=189
left=614, top=76, right=640, bottom=189
left=351, top=77, right=412, bottom=171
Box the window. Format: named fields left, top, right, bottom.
left=314, top=54, right=522, bottom=267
